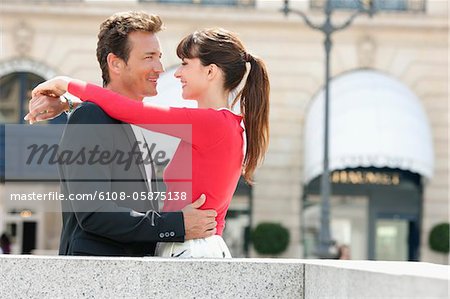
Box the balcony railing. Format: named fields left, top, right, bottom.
left=140, top=0, right=255, bottom=7
left=5, top=0, right=254, bottom=3
left=310, top=0, right=426, bottom=12
left=2, top=0, right=83, bottom=2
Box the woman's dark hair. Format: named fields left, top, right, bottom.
left=177, top=28, right=270, bottom=184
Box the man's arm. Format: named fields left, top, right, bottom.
left=61, top=103, right=216, bottom=243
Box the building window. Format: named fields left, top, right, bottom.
left=223, top=177, right=253, bottom=257
left=1, top=73, right=34, bottom=124
left=0, top=72, right=67, bottom=180
left=0, top=72, right=67, bottom=124
left=310, top=0, right=426, bottom=12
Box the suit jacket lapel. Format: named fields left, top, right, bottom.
left=121, top=123, right=160, bottom=212
left=121, top=123, right=150, bottom=192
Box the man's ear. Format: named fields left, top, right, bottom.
left=107, top=53, right=123, bottom=76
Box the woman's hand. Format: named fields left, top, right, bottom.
left=25, top=76, right=72, bottom=124
left=31, top=76, right=71, bottom=99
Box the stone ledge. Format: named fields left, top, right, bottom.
left=1, top=255, right=448, bottom=298
left=0, top=256, right=304, bottom=298
left=303, top=260, right=449, bottom=299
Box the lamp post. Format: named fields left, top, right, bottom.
left=282, top=0, right=375, bottom=258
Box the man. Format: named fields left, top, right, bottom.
left=25, top=11, right=217, bottom=256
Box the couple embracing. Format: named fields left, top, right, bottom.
left=26, top=11, right=270, bottom=258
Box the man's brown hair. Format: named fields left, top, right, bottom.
left=97, top=11, right=163, bottom=86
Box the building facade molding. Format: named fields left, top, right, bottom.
left=0, top=58, right=58, bottom=79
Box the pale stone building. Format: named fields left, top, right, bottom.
left=0, top=0, right=448, bottom=263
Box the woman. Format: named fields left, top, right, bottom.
left=31, top=28, right=270, bottom=258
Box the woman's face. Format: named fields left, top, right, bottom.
left=174, top=57, right=209, bottom=100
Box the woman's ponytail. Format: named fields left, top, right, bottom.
left=240, top=54, right=270, bottom=184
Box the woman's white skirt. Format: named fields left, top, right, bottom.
left=156, top=235, right=232, bottom=258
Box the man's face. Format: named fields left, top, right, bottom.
left=119, top=31, right=164, bottom=100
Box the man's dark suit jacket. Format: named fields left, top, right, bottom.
left=58, top=102, right=185, bottom=256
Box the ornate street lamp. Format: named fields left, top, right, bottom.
left=282, top=0, right=376, bottom=258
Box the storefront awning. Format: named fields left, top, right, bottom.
left=303, top=69, right=434, bottom=184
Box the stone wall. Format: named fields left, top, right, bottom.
left=1, top=256, right=448, bottom=298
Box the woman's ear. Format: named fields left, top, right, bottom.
left=107, top=53, right=123, bottom=76
left=206, top=64, right=220, bottom=80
